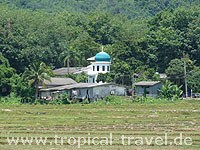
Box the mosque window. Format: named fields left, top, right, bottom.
left=97, top=66, right=99, bottom=71
left=107, top=66, right=110, bottom=71
left=103, top=66, right=105, bottom=71
left=93, top=66, right=95, bottom=71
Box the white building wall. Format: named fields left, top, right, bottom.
left=87, top=62, right=111, bottom=83
left=92, top=62, right=111, bottom=73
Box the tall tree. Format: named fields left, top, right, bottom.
left=60, top=46, right=80, bottom=73
left=24, top=62, right=53, bottom=99
left=187, top=67, right=200, bottom=93
left=0, top=53, right=15, bottom=96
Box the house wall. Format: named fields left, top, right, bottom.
left=40, top=84, right=127, bottom=101
left=40, top=91, right=51, bottom=98
left=92, top=85, right=110, bottom=99
left=88, top=62, right=111, bottom=83
left=71, top=88, right=93, bottom=100
left=71, top=85, right=125, bottom=100
left=149, top=83, right=162, bottom=97
left=136, top=83, right=162, bottom=98
left=110, top=85, right=126, bottom=96
left=88, top=74, right=98, bottom=83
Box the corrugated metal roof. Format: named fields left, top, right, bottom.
left=135, top=81, right=161, bottom=86
left=40, top=83, right=110, bottom=91
left=53, top=67, right=86, bottom=75
left=43, top=77, right=77, bottom=86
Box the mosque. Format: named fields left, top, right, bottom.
left=53, top=47, right=112, bottom=83
left=86, top=47, right=111, bottom=83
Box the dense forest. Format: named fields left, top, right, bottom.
left=0, top=0, right=199, bottom=18
left=0, top=0, right=200, bottom=99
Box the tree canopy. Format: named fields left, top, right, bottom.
left=0, top=1, right=199, bottom=98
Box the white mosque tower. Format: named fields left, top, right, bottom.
left=87, top=46, right=111, bottom=83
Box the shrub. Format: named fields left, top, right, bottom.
left=0, top=93, right=21, bottom=104
left=49, top=93, right=71, bottom=105
left=159, top=80, right=183, bottom=101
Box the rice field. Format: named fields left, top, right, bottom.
left=0, top=98, right=200, bottom=150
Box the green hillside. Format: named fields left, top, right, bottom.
left=0, top=0, right=200, bottom=97
left=0, top=0, right=199, bottom=18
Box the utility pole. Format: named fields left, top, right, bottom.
left=183, top=57, right=188, bottom=98
left=132, top=74, right=135, bottom=99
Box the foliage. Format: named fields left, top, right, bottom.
left=147, top=7, right=200, bottom=72
left=65, top=72, right=88, bottom=83
left=94, top=96, right=179, bottom=105
left=166, top=59, right=185, bottom=81
left=0, top=0, right=199, bottom=19
left=48, top=93, right=71, bottom=105
left=160, top=80, right=183, bottom=100
left=133, top=97, right=164, bottom=103
left=96, top=73, right=112, bottom=83
left=0, top=93, right=21, bottom=104
left=135, top=67, right=160, bottom=82
left=0, top=53, right=15, bottom=96
left=61, top=46, right=81, bottom=68
left=23, top=62, right=53, bottom=99
left=0, top=52, right=9, bottom=66
left=0, top=5, right=199, bottom=75
left=0, top=2, right=199, bottom=95
left=187, top=67, right=200, bottom=93
left=11, top=74, right=35, bottom=102
left=110, top=60, right=133, bottom=86
left=166, top=58, right=195, bottom=90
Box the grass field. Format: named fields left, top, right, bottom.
left=0, top=98, right=200, bottom=150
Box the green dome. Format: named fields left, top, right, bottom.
left=95, top=52, right=111, bottom=62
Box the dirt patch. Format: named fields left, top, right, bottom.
left=1, top=109, right=12, bottom=112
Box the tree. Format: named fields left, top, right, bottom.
left=110, top=60, right=132, bottom=86
left=1, top=0, right=199, bottom=19
left=166, top=58, right=194, bottom=86
left=11, top=74, right=34, bottom=102
left=187, top=67, right=200, bottom=93
left=0, top=53, right=15, bottom=96
left=135, top=67, right=160, bottom=82
left=187, top=16, right=200, bottom=66
left=96, top=73, right=112, bottom=83
left=59, top=46, right=80, bottom=73
left=65, top=72, right=88, bottom=83
left=147, top=7, right=200, bottom=72
left=24, top=62, right=53, bottom=99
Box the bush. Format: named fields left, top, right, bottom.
left=49, top=93, right=71, bottom=105
left=11, top=74, right=35, bottom=103
left=133, top=96, right=155, bottom=103
left=159, top=80, right=183, bottom=101
left=0, top=93, right=21, bottom=104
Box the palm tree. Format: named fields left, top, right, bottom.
left=24, top=62, right=53, bottom=99
left=61, top=46, right=80, bottom=74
